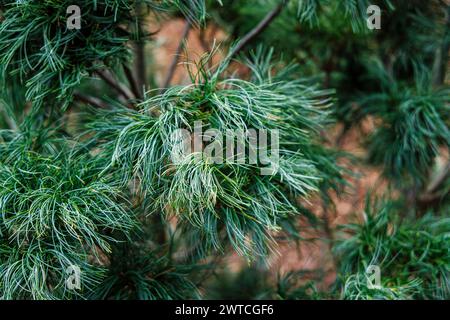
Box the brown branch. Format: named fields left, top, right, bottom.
left=0, top=108, right=18, bottom=131
left=419, top=162, right=450, bottom=203
left=95, top=69, right=135, bottom=101
left=228, top=0, right=288, bottom=59
left=427, top=163, right=450, bottom=194
left=199, top=27, right=211, bottom=53
left=318, top=196, right=340, bottom=272
left=134, top=41, right=147, bottom=98
left=123, top=64, right=142, bottom=100
left=161, top=20, right=191, bottom=92
left=433, top=4, right=450, bottom=86
left=74, top=92, right=109, bottom=109
left=133, top=3, right=148, bottom=99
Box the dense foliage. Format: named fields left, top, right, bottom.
left=0, top=0, right=448, bottom=300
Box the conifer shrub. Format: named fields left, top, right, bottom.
left=0, top=0, right=448, bottom=300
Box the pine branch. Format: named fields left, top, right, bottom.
left=228, top=0, right=289, bottom=59
left=95, top=69, right=136, bottom=101
left=134, top=3, right=147, bottom=98
left=123, top=64, right=143, bottom=100
left=199, top=27, right=211, bottom=53
left=432, top=5, right=450, bottom=86
left=419, top=161, right=450, bottom=203
left=0, top=101, right=18, bottom=131
left=74, top=92, right=109, bottom=109
left=134, top=41, right=147, bottom=98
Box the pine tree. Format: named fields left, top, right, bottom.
left=0, top=0, right=448, bottom=300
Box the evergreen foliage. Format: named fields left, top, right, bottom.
left=335, top=198, right=449, bottom=300
left=0, top=0, right=448, bottom=300
left=88, top=49, right=338, bottom=258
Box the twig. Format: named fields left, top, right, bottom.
left=0, top=108, right=18, bottom=131
left=74, top=92, right=109, bottom=109
left=95, top=69, right=135, bottom=100
left=432, top=4, right=450, bottom=86
left=199, top=27, right=211, bottom=53
left=419, top=162, right=450, bottom=203
left=161, top=20, right=191, bottom=92
left=123, top=64, right=142, bottom=100
left=228, top=0, right=288, bottom=59
left=134, top=2, right=148, bottom=99
left=427, top=163, right=450, bottom=194
left=135, top=41, right=147, bottom=98
left=321, top=200, right=339, bottom=272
